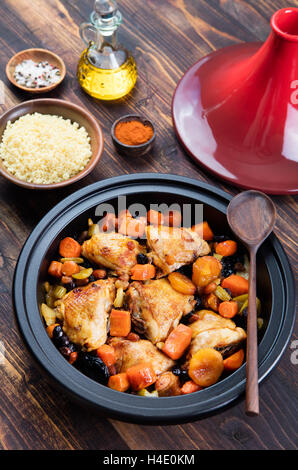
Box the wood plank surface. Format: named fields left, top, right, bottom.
left=0, top=0, right=297, bottom=450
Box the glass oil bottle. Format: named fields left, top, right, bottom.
left=77, top=0, right=137, bottom=100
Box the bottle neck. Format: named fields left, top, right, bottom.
left=98, top=28, right=118, bottom=49
left=90, top=7, right=121, bottom=50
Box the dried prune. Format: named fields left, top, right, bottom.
left=177, top=264, right=193, bottom=278
left=234, top=308, right=248, bottom=330
left=137, top=253, right=148, bottom=264
left=77, top=352, right=109, bottom=384
left=88, top=274, right=96, bottom=283
left=65, top=280, right=76, bottom=292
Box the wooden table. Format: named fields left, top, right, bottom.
left=0, top=0, right=297, bottom=451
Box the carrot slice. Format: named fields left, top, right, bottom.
left=109, top=309, right=131, bottom=337
left=180, top=380, right=202, bottom=394
left=204, top=281, right=218, bottom=294
left=168, top=272, right=196, bottom=295
left=192, top=221, right=214, bottom=241
left=100, top=213, right=118, bottom=232
left=147, top=209, right=164, bottom=226
left=69, top=351, right=78, bottom=365
left=221, top=274, right=249, bottom=296
left=218, top=300, right=239, bottom=318
left=118, top=209, right=132, bottom=220
left=223, top=349, right=245, bottom=371
left=162, top=324, right=192, bottom=360
left=204, top=292, right=220, bottom=311
left=48, top=261, right=63, bottom=278
left=163, top=210, right=182, bottom=227
left=126, top=363, right=157, bottom=391
left=215, top=240, right=237, bottom=257
left=131, top=264, right=156, bottom=280
left=108, top=373, right=130, bottom=392
left=61, top=260, right=80, bottom=277
left=96, top=344, right=116, bottom=367
left=118, top=217, right=146, bottom=238
left=59, top=237, right=81, bottom=258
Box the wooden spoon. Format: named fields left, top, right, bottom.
left=227, top=190, right=276, bottom=416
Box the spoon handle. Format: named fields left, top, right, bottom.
left=245, top=249, right=259, bottom=416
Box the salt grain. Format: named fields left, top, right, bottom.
left=14, top=59, right=61, bottom=88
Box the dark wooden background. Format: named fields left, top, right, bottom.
left=0, top=0, right=297, bottom=450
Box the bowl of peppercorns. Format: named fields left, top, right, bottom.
left=6, top=48, right=66, bottom=93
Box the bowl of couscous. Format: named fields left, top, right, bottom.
left=0, top=98, right=104, bottom=189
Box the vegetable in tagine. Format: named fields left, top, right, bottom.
left=41, top=208, right=263, bottom=396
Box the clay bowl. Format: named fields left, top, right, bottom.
left=111, top=114, right=156, bottom=157
left=6, top=48, right=66, bottom=93
left=0, top=98, right=104, bottom=190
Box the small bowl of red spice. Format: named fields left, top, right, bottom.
left=111, top=114, right=155, bottom=157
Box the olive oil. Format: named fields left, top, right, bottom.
left=77, top=0, right=137, bottom=101
left=77, top=48, right=137, bottom=101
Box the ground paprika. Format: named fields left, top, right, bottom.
left=114, top=120, right=154, bottom=146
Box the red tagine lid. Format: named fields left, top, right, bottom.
left=172, top=8, right=298, bottom=195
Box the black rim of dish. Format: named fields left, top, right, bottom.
left=13, top=173, right=296, bottom=423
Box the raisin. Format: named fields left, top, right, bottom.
left=65, top=280, right=76, bottom=291
left=137, top=253, right=148, bottom=264
left=194, top=296, right=202, bottom=310
left=180, top=312, right=194, bottom=324
left=172, top=367, right=189, bottom=383
left=52, top=325, right=63, bottom=344
left=59, top=346, right=72, bottom=358
left=213, top=234, right=230, bottom=242
left=52, top=325, right=72, bottom=349
left=58, top=335, right=70, bottom=348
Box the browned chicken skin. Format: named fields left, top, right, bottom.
left=126, top=278, right=196, bottom=344
left=81, top=231, right=145, bottom=276
left=146, top=225, right=210, bottom=277
left=56, top=279, right=115, bottom=351
left=109, top=337, right=175, bottom=375
left=189, top=310, right=247, bottom=358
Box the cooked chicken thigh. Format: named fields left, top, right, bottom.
left=146, top=225, right=210, bottom=277
left=126, top=278, right=196, bottom=344
left=189, top=310, right=247, bottom=357
left=109, top=337, right=175, bottom=375
left=56, top=279, right=115, bottom=351
left=81, top=232, right=145, bottom=275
